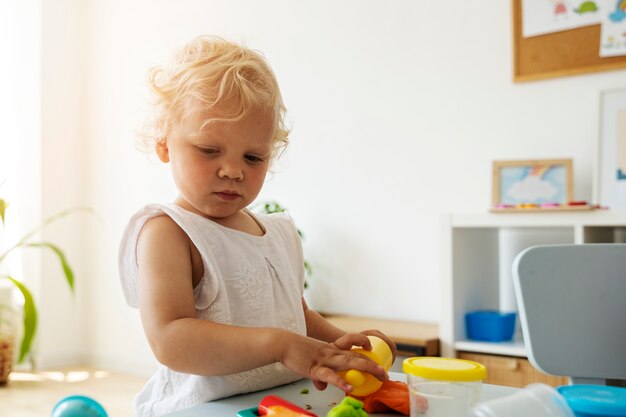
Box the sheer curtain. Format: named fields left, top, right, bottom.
left=0, top=0, right=42, bottom=363
left=0, top=1, right=42, bottom=252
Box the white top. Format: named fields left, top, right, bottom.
left=119, top=204, right=307, bottom=417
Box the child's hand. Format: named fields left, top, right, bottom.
left=358, top=329, right=398, bottom=360
left=278, top=332, right=389, bottom=394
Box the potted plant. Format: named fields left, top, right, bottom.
left=0, top=196, right=80, bottom=383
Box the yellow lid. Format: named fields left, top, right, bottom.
left=402, top=357, right=487, bottom=382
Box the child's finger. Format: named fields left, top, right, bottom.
left=313, top=365, right=354, bottom=393
left=341, top=355, right=389, bottom=382
left=321, top=350, right=389, bottom=381
left=333, top=333, right=372, bottom=351
left=312, top=379, right=328, bottom=391
left=360, top=330, right=398, bottom=358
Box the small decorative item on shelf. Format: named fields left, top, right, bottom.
left=465, top=311, right=517, bottom=342
left=490, top=159, right=600, bottom=213
left=492, top=201, right=600, bottom=213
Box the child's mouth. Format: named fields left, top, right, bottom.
left=215, top=192, right=241, bottom=201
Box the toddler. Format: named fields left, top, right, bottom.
left=119, top=35, right=396, bottom=417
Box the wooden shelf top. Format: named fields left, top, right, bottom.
left=448, top=210, right=626, bottom=228
left=323, top=314, right=440, bottom=356
left=455, top=339, right=527, bottom=358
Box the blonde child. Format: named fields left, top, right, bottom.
left=119, top=35, right=396, bottom=417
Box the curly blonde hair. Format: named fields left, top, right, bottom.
left=139, top=35, right=289, bottom=158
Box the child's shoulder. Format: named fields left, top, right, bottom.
left=141, top=212, right=183, bottom=236
left=253, top=209, right=293, bottom=226
left=133, top=205, right=189, bottom=245
left=124, top=203, right=188, bottom=239
left=253, top=210, right=299, bottom=238
left=127, top=203, right=176, bottom=221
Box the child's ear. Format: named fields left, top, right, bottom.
left=155, top=140, right=170, bottom=163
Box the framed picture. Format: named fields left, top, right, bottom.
left=492, top=159, right=573, bottom=208
left=596, top=88, right=626, bottom=210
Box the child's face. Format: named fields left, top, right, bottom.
left=157, top=105, right=275, bottom=223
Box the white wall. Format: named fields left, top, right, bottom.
left=35, top=1, right=626, bottom=373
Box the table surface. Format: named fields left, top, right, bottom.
left=162, top=373, right=518, bottom=417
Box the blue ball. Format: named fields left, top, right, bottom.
left=51, top=395, right=108, bottom=417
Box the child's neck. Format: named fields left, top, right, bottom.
left=212, top=209, right=265, bottom=236
left=175, top=200, right=265, bottom=236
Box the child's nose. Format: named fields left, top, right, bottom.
left=218, top=161, right=244, bottom=181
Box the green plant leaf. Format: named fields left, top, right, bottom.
left=304, top=260, right=312, bottom=276
left=0, top=206, right=95, bottom=264
left=0, top=198, right=7, bottom=225
left=17, top=206, right=94, bottom=246
left=255, top=201, right=286, bottom=214
left=0, top=275, right=38, bottom=363
left=23, top=242, right=75, bottom=292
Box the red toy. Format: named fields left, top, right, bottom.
left=236, top=395, right=318, bottom=417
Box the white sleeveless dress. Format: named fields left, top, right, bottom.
left=119, top=204, right=307, bottom=417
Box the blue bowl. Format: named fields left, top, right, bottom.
left=465, top=310, right=516, bottom=342
left=557, top=385, right=626, bottom=417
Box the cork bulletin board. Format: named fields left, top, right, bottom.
left=513, top=0, right=626, bottom=82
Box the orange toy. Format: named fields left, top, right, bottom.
left=352, top=380, right=413, bottom=416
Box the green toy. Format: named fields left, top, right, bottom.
left=326, top=397, right=368, bottom=417
left=574, top=1, right=599, bottom=14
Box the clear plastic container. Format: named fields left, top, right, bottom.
left=403, top=357, right=487, bottom=417
left=468, top=383, right=574, bottom=417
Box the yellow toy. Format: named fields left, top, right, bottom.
left=338, top=336, right=392, bottom=397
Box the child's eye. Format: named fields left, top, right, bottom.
left=198, top=147, right=219, bottom=156
left=244, top=154, right=264, bottom=163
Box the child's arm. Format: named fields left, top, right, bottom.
left=136, top=215, right=387, bottom=393
left=302, top=299, right=398, bottom=359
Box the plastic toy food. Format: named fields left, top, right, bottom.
left=358, top=380, right=411, bottom=415
left=236, top=395, right=317, bottom=417
left=337, top=336, right=393, bottom=396
left=327, top=397, right=369, bottom=417
left=51, top=395, right=108, bottom=417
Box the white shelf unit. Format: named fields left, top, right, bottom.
left=441, top=211, right=626, bottom=359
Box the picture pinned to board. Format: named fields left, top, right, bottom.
left=521, top=0, right=602, bottom=38
left=595, top=87, right=626, bottom=210
left=491, top=159, right=594, bottom=212
left=600, top=0, right=626, bottom=57
left=512, top=0, right=626, bottom=82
